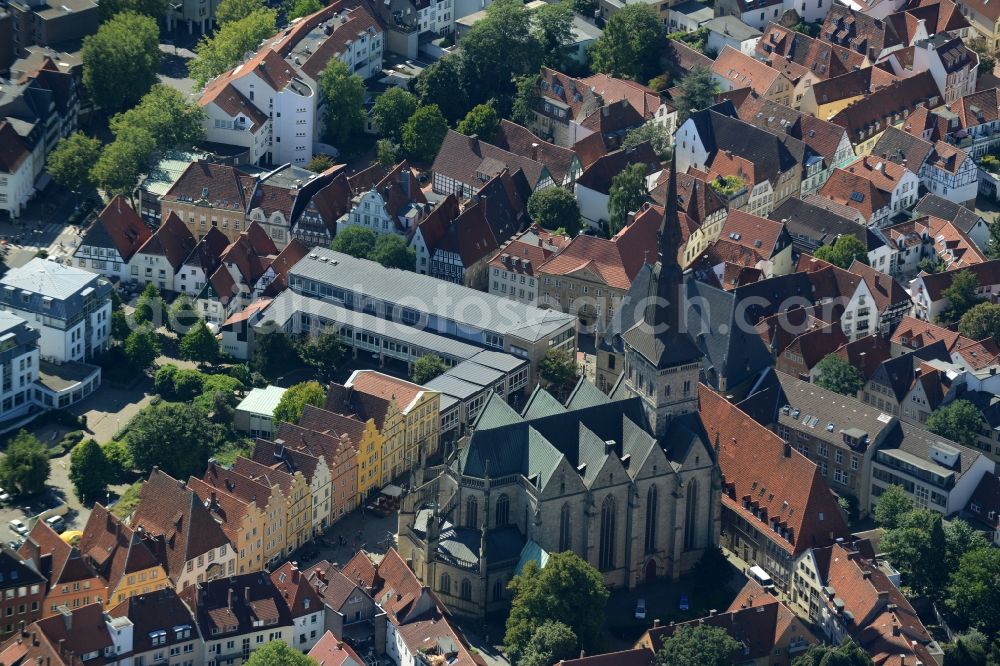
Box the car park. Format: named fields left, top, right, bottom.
left=8, top=519, right=27, bottom=536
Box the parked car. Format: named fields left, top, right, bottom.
left=634, top=598, right=646, bottom=620
left=679, top=594, right=689, bottom=612
left=0, top=488, right=10, bottom=503
left=45, top=515, right=66, bottom=534
left=8, top=519, right=27, bottom=536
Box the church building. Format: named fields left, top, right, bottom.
left=396, top=160, right=723, bottom=619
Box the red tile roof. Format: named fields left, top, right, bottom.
left=700, top=386, right=849, bottom=555
left=348, top=370, right=425, bottom=411
left=308, top=630, right=365, bottom=666
left=891, top=315, right=961, bottom=351
left=134, top=212, right=198, bottom=270
left=713, top=46, right=784, bottom=96
left=720, top=210, right=787, bottom=259
left=93, top=196, right=152, bottom=263
left=557, top=648, right=655, bottom=666
left=270, top=561, right=321, bottom=618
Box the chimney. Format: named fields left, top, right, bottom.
left=652, top=619, right=661, bottom=628
left=784, top=442, right=792, bottom=457
left=244, top=586, right=251, bottom=603
left=400, top=170, right=410, bottom=198
left=892, top=622, right=901, bottom=636
left=709, top=609, right=717, bottom=616
left=579, top=650, right=587, bottom=658
left=531, top=142, right=539, bottom=160
left=228, top=588, right=235, bottom=608
left=59, top=607, right=71, bottom=633
left=292, top=565, right=299, bottom=583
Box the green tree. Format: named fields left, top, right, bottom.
left=959, top=302, right=1000, bottom=343
left=216, top=0, right=266, bottom=24
left=287, top=0, right=321, bottom=19
left=111, top=310, right=130, bottom=342
left=589, top=4, right=663, bottom=81
left=376, top=139, right=399, bottom=168
left=411, top=54, right=470, bottom=124
left=82, top=12, right=160, bottom=112
left=607, top=163, right=647, bottom=235
left=402, top=105, right=449, bottom=163
left=133, top=283, right=165, bottom=328
left=124, top=329, right=161, bottom=371
left=319, top=60, right=366, bottom=151
left=331, top=226, right=377, bottom=258
left=986, top=215, right=1000, bottom=260
left=674, top=65, right=720, bottom=124
left=98, top=0, right=168, bottom=20
left=457, top=103, right=499, bottom=140
left=814, top=353, right=863, bottom=396
left=373, top=88, right=418, bottom=143
left=126, top=402, right=215, bottom=479
left=298, top=330, right=347, bottom=380
left=92, top=127, right=156, bottom=198
left=251, top=328, right=299, bottom=379
left=461, top=0, right=542, bottom=107
left=504, top=552, right=609, bottom=663
left=792, top=641, right=874, bottom=666
left=622, top=121, right=672, bottom=161
left=411, top=354, right=447, bottom=384
left=947, top=547, right=1000, bottom=635
left=69, top=439, right=111, bottom=503
left=48, top=133, right=101, bottom=194
left=939, top=269, right=982, bottom=324
left=527, top=187, right=581, bottom=236
left=655, top=624, right=739, bottom=666
left=306, top=154, right=336, bottom=173
left=814, top=235, right=869, bottom=269
left=168, top=294, right=199, bottom=333
left=942, top=632, right=988, bottom=666
left=539, top=348, right=578, bottom=396
left=925, top=399, right=983, bottom=449
left=154, top=364, right=180, bottom=398
left=103, top=440, right=134, bottom=483
left=0, top=431, right=50, bottom=496
left=370, top=234, right=416, bottom=270
left=520, top=621, right=578, bottom=666
left=189, top=9, right=277, bottom=88
left=572, top=0, right=595, bottom=14
left=245, top=641, right=317, bottom=666
left=969, top=36, right=997, bottom=78
left=945, top=518, right=991, bottom=573
left=882, top=508, right=948, bottom=598
left=180, top=319, right=220, bottom=366
left=109, top=85, right=206, bottom=152
left=510, top=74, right=541, bottom=127
left=531, top=1, right=574, bottom=68
left=919, top=256, right=947, bottom=274
left=872, top=484, right=913, bottom=530
left=273, top=381, right=326, bottom=425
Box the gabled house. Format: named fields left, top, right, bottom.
left=186, top=476, right=268, bottom=576
left=908, top=259, right=1000, bottom=320
left=108, top=588, right=203, bottom=666
left=945, top=87, right=1000, bottom=158
left=337, top=161, right=427, bottom=237
left=718, top=210, right=794, bottom=276
left=72, top=196, right=151, bottom=284
left=19, top=521, right=107, bottom=618
left=913, top=193, right=989, bottom=247
left=174, top=226, right=230, bottom=297
left=799, top=65, right=901, bottom=120
left=872, top=126, right=977, bottom=205
left=232, top=456, right=314, bottom=558
left=270, top=562, right=324, bottom=652
left=129, top=212, right=198, bottom=291
left=492, top=119, right=583, bottom=186
left=712, top=46, right=796, bottom=107
left=252, top=437, right=332, bottom=534
left=160, top=160, right=254, bottom=243
left=757, top=23, right=869, bottom=85
left=882, top=34, right=977, bottom=103
left=129, top=469, right=236, bottom=590
left=574, top=142, right=659, bottom=224
left=820, top=4, right=907, bottom=59
left=768, top=198, right=890, bottom=269
left=0, top=121, right=33, bottom=220
left=816, top=156, right=919, bottom=227
left=431, top=130, right=555, bottom=197
left=487, top=226, right=568, bottom=305
left=304, top=560, right=386, bottom=650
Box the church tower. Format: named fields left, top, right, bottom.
left=620, top=156, right=703, bottom=436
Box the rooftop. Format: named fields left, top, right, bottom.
left=236, top=386, right=288, bottom=417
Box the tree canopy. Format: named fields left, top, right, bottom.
left=655, top=624, right=739, bottom=666
left=939, top=270, right=982, bottom=324
left=110, top=85, right=206, bottom=152
left=273, top=381, right=326, bottom=425
left=532, top=1, right=575, bottom=69
left=520, top=621, right=578, bottom=666
left=539, top=348, right=578, bottom=397
left=98, top=0, right=167, bottom=20
left=298, top=330, right=347, bottom=380
left=873, top=484, right=913, bottom=530
left=457, top=104, right=500, bottom=141
left=92, top=127, right=156, bottom=198
left=216, top=0, right=266, bottom=24
left=190, top=9, right=277, bottom=88
left=590, top=4, right=664, bottom=81
left=123, top=328, right=161, bottom=372
left=881, top=508, right=948, bottom=598
left=82, top=12, right=160, bottom=112
left=674, top=65, right=719, bottom=124
left=792, top=641, right=874, bottom=666
left=925, top=399, right=983, bottom=449
left=461, top=0, right=542, bottom=107
left=180, top=319, right=221, bottom=366
left=947, top=547, right=1000, bottom=636
left=306, top=154, right=337, bottom=173
left=411, top=354, right=447, bottom=384
left=48, top=133, right=101, bottom=194
left=959, top=302, right=1000, bottom=343
left=287, top=0, right=322, bottom=19
left=403, top=105, right=449, bottom=163
left=411, top=55, right=470, bottom=124
left=126, top=402, right=216, bottom=479
left=814, top=235, right=868, bottom=269
left=527, top=187, right=581, bottom=236
left=623, top=121, right=672, bottom=161
left=331, top=226, right=378, bottom=258
left=505, top=553, right=609, bottom=662
left=608, top=163, right=648, bottom=235
left=0, top=431, right=50, bottom=496
left=815, top=353, right=863, bottom=396
left=373, top=88, right=419, bottom=144
left=370, top=234, right=416, bottom=271
left=319, top=60, right=367, bottom=151
left=245, top=640, right=317, bottom=666
left=251, top=328, right=300, bottom=379
left=69, top=439, right=112, bottom=503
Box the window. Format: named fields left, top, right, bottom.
left=644, top=485, right=658, bottom=554
left=684, top=480, right=699, bottom=550
left=559, top=503, right=572, bottom=551
left=599, top=495, right=616, bottom=571
left=465, top=496, right=478, bottom=529
left=495, top=494, right=510, bottom=526
left=460, top=578, right=472, bottom=600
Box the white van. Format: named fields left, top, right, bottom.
left=45, top=515, right=66, bottom=534
left=748, top=565, right=774, bottom=590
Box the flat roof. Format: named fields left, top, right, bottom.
left=423, top=374, right=488, bottom=401
left=704, top=15, right=763, bottom=40
left=37, top=360, right=99, bottom=392
left=289, top=249, right=576, bottom=343
left=261, top=291, right=485, bottom=362
left=1, top=258, right=100, bottom=301
left=236, top=386, right=288, bottom=416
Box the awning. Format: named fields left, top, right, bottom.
left=381, top=484, right=403, bottom=498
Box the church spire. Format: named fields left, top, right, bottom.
left=644, top=154, right=685, bottom=335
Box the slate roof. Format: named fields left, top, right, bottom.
left=179, top=572, right=293, bottom=640
left=830, top=72, right=941, bottom=143
left=574, top=142, right=659, bottom=194
left=808, top=66, right=899, bottom=114
left=0, top=121, right=30, bottom=174
left=134, top=212, right=198, bottom=271
left=432, top=130, right=549, bottom=191
left=913, top=193, right=984, bottom=235
left=701, top=386, right=850, bottom=555
left=821, top=4, right=903, bottom=56
left=108, top=588, right=198, bottom=655
left=492, top=120, right=577, bottom=185
left=769, top=197, right=881, bottom=252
